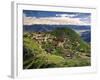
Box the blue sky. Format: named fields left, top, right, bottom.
left=23, top=10, right=91, bottom=25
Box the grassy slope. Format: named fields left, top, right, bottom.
left=51, top=27, right=90, bottom=52
left=23, top=37, right=65, bottom=69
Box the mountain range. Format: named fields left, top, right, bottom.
left=23, top=24, right=91, bottom=43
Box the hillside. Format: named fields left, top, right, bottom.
left=23, top=27, right=91, bottom=69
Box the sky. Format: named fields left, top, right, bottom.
left=23, top=10, right=91, bottom=25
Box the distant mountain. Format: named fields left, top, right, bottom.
left=23, top=24, right=90, bottom=32
left=81, top=31, right=91, bottom=43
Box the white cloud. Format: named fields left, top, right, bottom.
left=23, top=14, right=90, bottom=25
left=56, top=14, right=77, bottom=18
